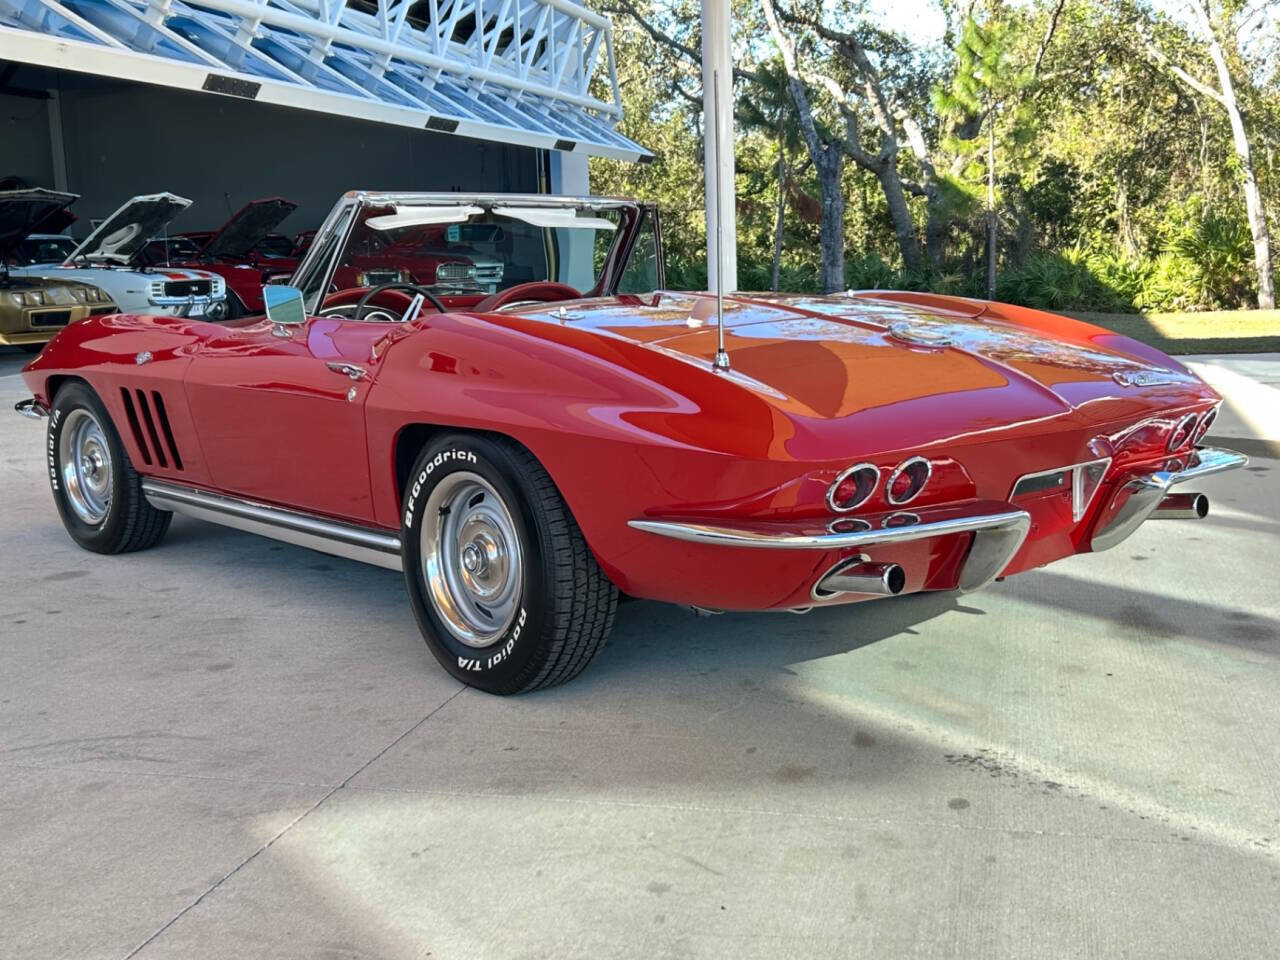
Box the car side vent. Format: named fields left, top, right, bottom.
left=149, top=391, right=184, bottom=470
left=119, top=389, right=184, bottom=470
left=119, top=388, right=152, bottom=467
left=133, top=389, right=168, bottom=469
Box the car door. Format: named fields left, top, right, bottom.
left=183, top=314, right=397, bottom=524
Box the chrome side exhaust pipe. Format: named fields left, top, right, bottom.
left=815, top=561, right=906, bottom=598
left=1152, top=491, right=1209, bottom=520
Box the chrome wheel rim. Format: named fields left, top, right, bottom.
left=420, top=471, right=523, bottom=648
left=59, top=408, right=112, bottom=525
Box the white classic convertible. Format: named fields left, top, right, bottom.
left=11, top=193, right=228, bottom=319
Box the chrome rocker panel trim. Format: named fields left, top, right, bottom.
left=15, top=398, right=50, bottom=419
left=141, top=479, right=403, bottom=571
left=1090, top=446, right=1246, bottom=553
left=629, top=504, right=1033, bottom=594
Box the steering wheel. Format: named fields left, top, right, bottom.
left=474, top=281, right=582, bottom=313
left=321, top=283, right=447, bottom=322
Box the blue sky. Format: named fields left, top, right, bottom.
left=864, top=0, right=948, bottom=45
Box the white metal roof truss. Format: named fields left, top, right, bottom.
left=0, top=0, right=650, bottom=160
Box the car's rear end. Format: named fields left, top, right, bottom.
left=493, top=290, right=1246, bottom=613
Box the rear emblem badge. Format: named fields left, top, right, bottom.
left=135, top=351, right=152, bottom=365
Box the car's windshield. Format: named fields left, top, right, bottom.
left=296, top=196, right=638, bottom=311
left=16, top=236, right=77, bottom=264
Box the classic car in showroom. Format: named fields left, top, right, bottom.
left=15, top=191, right=1245, bottom=694
left=292, top=219, right=503, bottom=293
left=1, top=189, right=117, bottom=351
left=143, top=197, right=300, bottom=316
left=10, top=192, right=228, bottom=319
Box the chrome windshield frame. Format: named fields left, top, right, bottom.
left=289, top=191, right=644, bottom=312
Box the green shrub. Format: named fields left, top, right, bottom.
left=1137, top=252, right=1201, bottom=312
left=1168, top=214, right=1254, bottom=307
left=844, top=254, right=902, bottom=291
left=994, top=250, right=1130, bottom=311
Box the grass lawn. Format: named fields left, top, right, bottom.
left=1066, top=309, right=1280, bottom=355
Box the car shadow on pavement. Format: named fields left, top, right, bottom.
left=581, top=590, right=971, bottom=691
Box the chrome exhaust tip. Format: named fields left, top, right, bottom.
left=1153, top=491, right=1209, bottom=520
left=814, top=559, right=907, bottom=599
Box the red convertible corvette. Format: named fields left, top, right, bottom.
left=16, top=191, right=1245, bottom=694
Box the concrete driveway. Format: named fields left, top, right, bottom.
left=2, top=347, right=1278, bottom=960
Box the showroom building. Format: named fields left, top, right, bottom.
left=0, top=0, right=648, bottom=234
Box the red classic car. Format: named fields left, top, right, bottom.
left=142, top=197, right=301, bottom=316
left=15, top=191, right=1245, bottom=695
left=291, top=221, right=499, bottom=293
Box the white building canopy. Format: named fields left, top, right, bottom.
left=0, top=0, right=651, bottom=161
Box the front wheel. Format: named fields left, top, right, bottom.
left=47, top=381, right=171, bottom=554
left=402, top=434, right=617, bottom=694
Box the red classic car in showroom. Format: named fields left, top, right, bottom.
left=292, top=220, right=503, bottom=293
left=143, top=197, right=300, bottom=316
left=15, top=191, right=1245, bottom=694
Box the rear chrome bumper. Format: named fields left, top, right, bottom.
left=629, top=501, right=1032, bottom=593
left=14, top=398, right=49, bottom=419
left=1091, top=446, right=1246, bottom=552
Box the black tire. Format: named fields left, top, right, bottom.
left=19, top=343, right=45, bottom=354
left=48, top=381, right=172, bottom=554
left=223, top=291, right=248, bottom=320
left=401, top=433, right=617, bottom=694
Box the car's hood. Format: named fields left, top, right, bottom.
left=0, top=189, right=78, bottom=259
left=199, top=197, right=297, bottom=260
left=508, top=291, right=1212, bottom=444
left=66, top=193, right=191, bottom=265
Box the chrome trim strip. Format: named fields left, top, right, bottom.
left=629, top=508, right=1030, bottom=551
left=1090, top=446, right=1246, bottom=552
left=15, top=398, right=49, bottom=420
left=629, top=507, right=1031, bottom=594
left=141, top=479, right=403, bottom=571
left=1170, top=445, right=1247, bottom=482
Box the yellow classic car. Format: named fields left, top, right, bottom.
left=2, top=189, right=116, bottom=352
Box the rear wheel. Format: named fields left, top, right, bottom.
left=402, top=433, right=617, bottom=694
left=47, top=381, right=171, bottom=554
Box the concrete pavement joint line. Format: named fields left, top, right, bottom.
left=121, top=684, right=466, bottom=960
left=796, top=684, right=1280, bottom=861
left=0, top=759, right=336, bottom=790
left=339, top=784, right=1236, bottom=852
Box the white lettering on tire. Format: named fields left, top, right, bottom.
left=403, top=447, right=477, bottom=527
left=456, top=607, right=526, bottom=672
left=47, top=409, right=62, bottom=490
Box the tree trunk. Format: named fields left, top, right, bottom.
left=1196, top=3, right=1275, bottom=308
left=771, top=149, right=786, bottom=291
left=817, top=152, right=846, bottom=292
left=761, top=0, right=846, bottom=295
left=875, top=162, right=922, bottom=275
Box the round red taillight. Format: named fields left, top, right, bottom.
left=1192, top=407, right=1217, bottom=445
left=1167, top=413, right=1198, bottom=452
left=827, top=463, right=878, bottom=512
left=886, top=457, right=931, bottom=505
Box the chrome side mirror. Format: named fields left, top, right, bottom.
left=263, top=284, right=306, bottom=338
